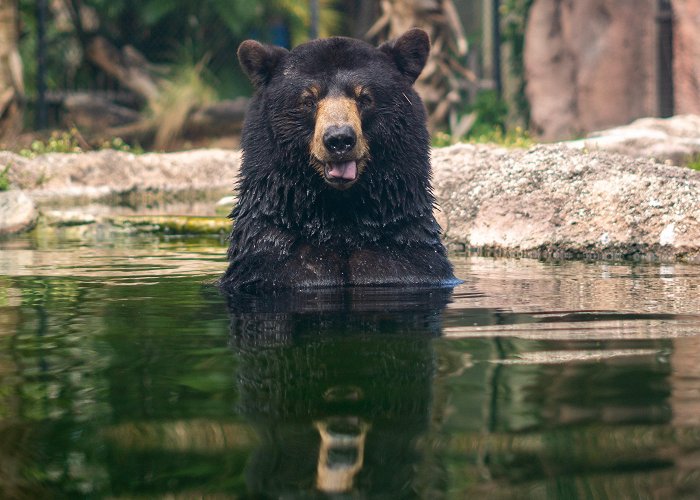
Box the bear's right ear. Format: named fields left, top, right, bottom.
left=237, top=40, right=289, bottom=88
left=379, top=28, right=430, bottom=83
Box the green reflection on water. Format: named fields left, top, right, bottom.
left=1, top=273, right=242, bottom=497
left=1, top=234, right=699, bottom=498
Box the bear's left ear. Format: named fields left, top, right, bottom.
left=379, top=28, right=430, bottom=83
left=238, top=40, right=289, bottom=88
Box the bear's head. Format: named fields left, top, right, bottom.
left=237, top=29, right=430, bottom=191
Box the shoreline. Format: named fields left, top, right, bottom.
left=3, top=141, right=700, bottom=264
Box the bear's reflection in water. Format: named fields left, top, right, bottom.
left=228, top=287, right=452, bottom=498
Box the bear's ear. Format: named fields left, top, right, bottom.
left=379, top=28, right=430, bottom=83
left=238, top=40, right=289, bottom=87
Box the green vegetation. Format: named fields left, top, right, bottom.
left=0, top=164, right=10, bottom=191
left=688, top=155, right=700, bottom=171
left=501, top=0, right=535, bottom=125
left=433, top=126, right=533, bottom=148
left=108, top=215, right=230, bottom=235
left=469, top=90, right=508, bottom=137
left=18, top=0, right=340, bottom=102
left=99, top=137, right=145, bottom=154
left=19, top=131, right=83, bottom=158
left=470, top=126, right=533, bottom=147
left=433, top=90, right=533, bottom=148
left=20, top=129, right=143, bottom=158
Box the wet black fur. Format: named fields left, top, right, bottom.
left=221, top=31, right=457, bottom=291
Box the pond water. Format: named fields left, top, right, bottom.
left=1, top=231, right=700, bottom=498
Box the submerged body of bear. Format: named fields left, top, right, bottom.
left=221, top=29, right=457, bottom=291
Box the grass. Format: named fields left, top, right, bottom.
left=433, top=126, right=534, bottom=149
left=0, top=165, right=10, bottom=191
left=432, top=90, right=534, bottom=149
left=20, top=130, right=82, bottom=158
left=687, top=155, right=700, bottom=171
left=19, top=129, right=143, bottom=158
left=98, top=137, right=144, bottom=154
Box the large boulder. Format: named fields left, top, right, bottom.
left=5, top=144, right=700, bottom=263
left=3, top=148, right=242, bottom=203
left=566, top=114, right=700, bottom=165
left=0, top=190, right=38, bottom=235
left=432, top=144, right=700, bottom=262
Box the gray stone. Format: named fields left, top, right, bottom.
left=431, top=143, right=700, bottom=262
left=0, top=190, right=38, bottom=235
left=3, top=148, right=241, bottom=203
left=5, top=144, right=700, bottom=262
left=565, top=115, right=700, bottom=165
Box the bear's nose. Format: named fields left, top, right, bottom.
left=323, top=125, right=356, bottom=155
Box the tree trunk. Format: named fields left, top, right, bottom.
left=0, top=0, right=23, bottom=140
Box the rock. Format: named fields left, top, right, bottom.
left=524, top=0, right=656, bottom=141
left=43, top=209, right=98, bottom=226
left=4, top=144, right=700, bottom=263
left=106, top=215, right=230, bottom=235
left=565, top=115, right=700, bottom=165
left=0, top=190, right=38, bottom=234
left=431, top=143, right=700, bottom=262
left=2, top=148, right=241, bottom=203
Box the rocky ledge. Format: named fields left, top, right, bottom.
left=432, top=144, right=700, bottom=262
left=2, top=148, right=241, bottom=203
left=3, top=127, right=700, bottom=262
left=566, top=114, right=700, bottom=165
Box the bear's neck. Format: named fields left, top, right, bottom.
left=238, top=157, right=436, bottom=247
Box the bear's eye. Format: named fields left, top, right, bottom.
left=300, top=89, right=318, bottom=110
left=356, top=88, right=374, bottom=108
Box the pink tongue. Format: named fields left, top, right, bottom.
left=327, top=160, right=357, bottom=180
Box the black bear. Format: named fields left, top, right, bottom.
left=221, top=29, right=457, bottom=291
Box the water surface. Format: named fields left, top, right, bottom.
left=1, top=232, right=700, bottom=498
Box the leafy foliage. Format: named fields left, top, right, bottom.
left=20, top=131, right=82, bottom=157
left=688, top=155, right=700, bottom=171
left=432, top=90, right=533, bottom=148
left=0, top=165, right=10, bottom=191
left=19, top=0, right=341, bottom=103
left=433, top=126, right=532, bottom=149
left=19, top=129, right=143, bottom=157
left=468, top=90, right=508, bottom=137
left=500, top=0, right=535, bottom=125
left=99, top=137, right=144, bottom=154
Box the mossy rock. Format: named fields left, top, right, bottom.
left=108, top=215, right=230, bottom=235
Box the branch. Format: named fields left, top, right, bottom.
left=86, top=37, right=161, bottom=102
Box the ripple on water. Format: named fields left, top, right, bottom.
left=1, top=233, right=700, bottom=497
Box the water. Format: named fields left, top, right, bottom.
left=1, top=231, right=700, bottom=498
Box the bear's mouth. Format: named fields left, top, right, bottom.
left=323, top=160, right=358, bottom=189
